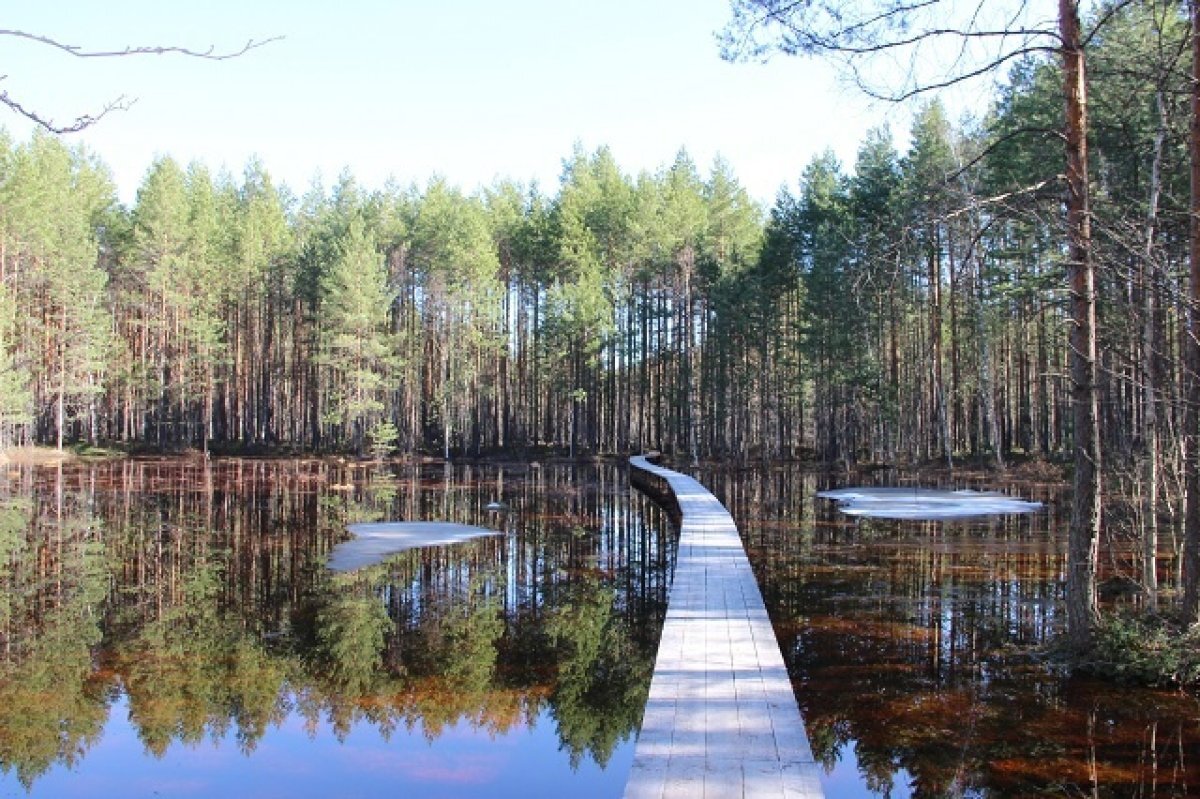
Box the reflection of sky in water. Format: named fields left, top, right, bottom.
left=4, top=694, right=632, bottom=799
left=821, top=750, right=914, bottom=799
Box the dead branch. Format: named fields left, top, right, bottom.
left=0, top=29, right=281, bottom=133
left=936, top=177, right=1060, bottom=223
left=0, top=30, right=281, bottom=60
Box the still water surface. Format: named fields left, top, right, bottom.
left=0, top=459, right=673, bottom=798
left=702, top=465, right=1200, bottom=798
left=3, top=459, right=1200, bottom=798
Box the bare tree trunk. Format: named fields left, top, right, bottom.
left=442, top=344, right=451, bottom=462
left=1183, top=0, right=1200, bottom=621
left=1143, top=87, right=1166, bottom=612
left=56, top=308, right=66, bottom=451
left=929, top=238, right=952, bottom=468
left=1061, top=0, right=1101, bottom=646
left=976, top=246, right=1003, bottom=469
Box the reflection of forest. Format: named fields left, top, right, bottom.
left=0, top=460, right=673, bottom=789
left=704, top=466, right=1200, bottom=798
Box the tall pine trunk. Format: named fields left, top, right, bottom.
left=1061, top=0, right=1101, bottom=647
left=1142, top=87, right=1166, bottom=611
left=56, top=307, right=66, bottom=451
left=1183, top=0, right=1200, bottom=621
left=929, top=235, right=952, bottom=468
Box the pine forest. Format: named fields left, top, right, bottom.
left=2, top=4, right=1199, bottom=606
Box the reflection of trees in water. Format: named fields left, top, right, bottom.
left=110, top=564, right=290, bottom=757
left=545, top=576, right=654, bottom=768
left=314, top=586, right=392, bottom=695
left=0, top=474, right=109, bottom=788
left=0, top=459, right=673, bottom=787
left=700, top=465, right=1200, bottom=797
left=303, top=462, right=668, bottom=764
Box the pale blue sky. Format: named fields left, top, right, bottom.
left=3, top=0, right=909, bottom=205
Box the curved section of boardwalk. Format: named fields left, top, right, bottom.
left=626, top=456, right=824, bottom=799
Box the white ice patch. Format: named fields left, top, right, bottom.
left=328, top=521, right=501, bottom=572
left=817, top=487, right=1043, bottom=520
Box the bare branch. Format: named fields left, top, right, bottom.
left=848, top=44, right=1053, bottom=102
left=1080, top=0, right=1139, bottom=48
left=0, top=28, right=281, bottom=133
left=797, top=24, right=1058, bottom=58
left=720, top=0, right=1075, bottom=116
left=0, top=29, right=282, bottom=60
left=936, top=177, right=1060, bottom=223
left=0, top=84, right=134, bottom=134
left=944, top=124, right=1064, bottom=183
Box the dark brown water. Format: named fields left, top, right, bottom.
left=0, top=458, right=674, bottom=798
left=701, top=465, right=1200, bottom=798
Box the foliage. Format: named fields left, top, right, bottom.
left=314, top=588, right=393, bottom=695
left=1088, top=612, right=1200, bottom=688
left=0, top=133, right=114, bottom=448
left=367, top=420, right=399, bottom=459
left=317, top=215, right=397, bottom=452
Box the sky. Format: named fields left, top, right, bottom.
left=2, top=0, right=927, bottom=207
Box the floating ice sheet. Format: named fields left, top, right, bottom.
left=328, top=521, right=501, bottom=572
left=817, top=486, right=1043, bottom=520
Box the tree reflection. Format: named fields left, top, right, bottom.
left=314, top=579, right=391, bottom=695
left=0, top=478, right=108, bottom=788
left=113, top=564, right=289, bottom=756
left=0, top=459, right=672, bottom=790
left=703, top=464, right=1200, bottom=797
left=546, top=576, right=653, bottom=767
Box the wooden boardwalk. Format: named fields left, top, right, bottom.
left=625, top=456, right=824, bottom=799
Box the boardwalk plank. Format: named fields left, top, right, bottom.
left=625, top=456, right=824, bottom=799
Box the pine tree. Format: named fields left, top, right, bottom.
left=318, top=216, right=396, bottom=454
left=409, top=179, right=503, bottom=458
left=1, top=134, right=114, bottom=448
left=130, top=156, right=190, bottom=443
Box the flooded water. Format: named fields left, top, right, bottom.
left=701, top=465, right=1200, bottom=798
left=0, top=459, right=674, bottom=798
left=4, top=458, right=1199, bottom=798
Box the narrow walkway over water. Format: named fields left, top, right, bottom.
left=625, top=456, right=824, bottom=799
